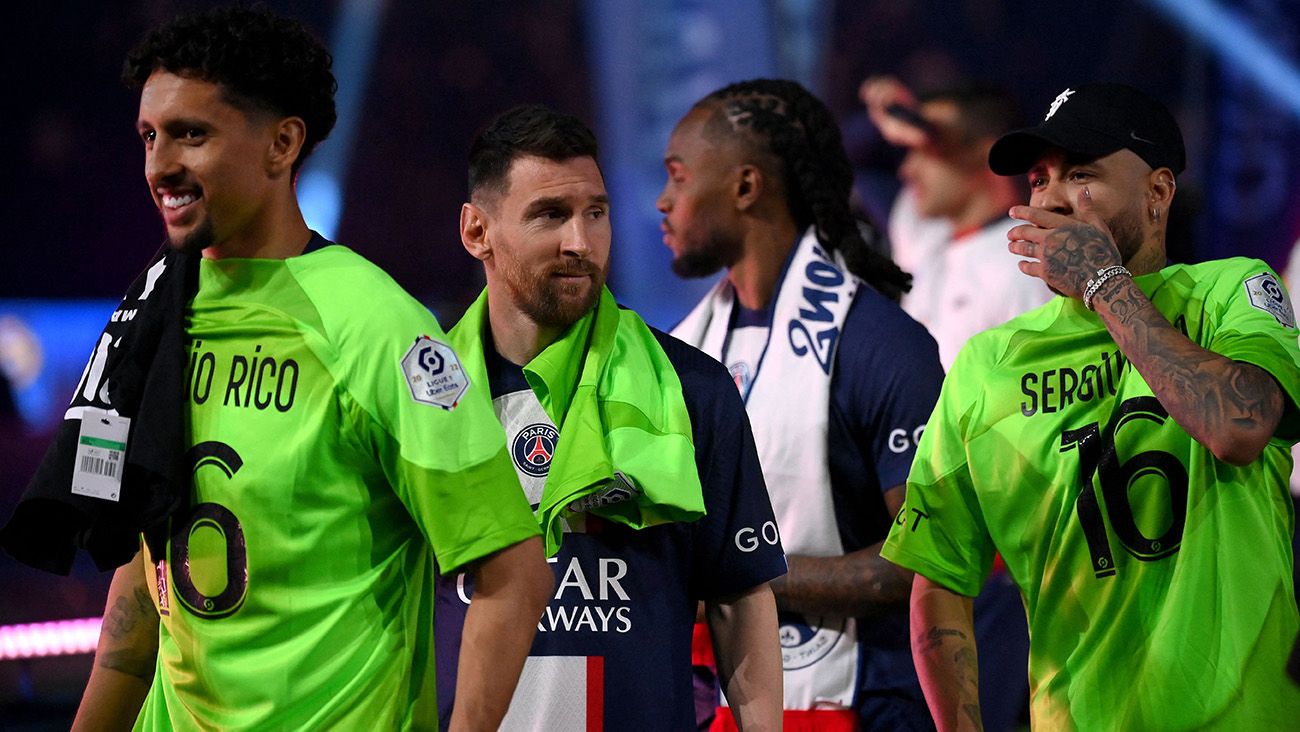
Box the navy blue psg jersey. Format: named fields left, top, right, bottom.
left=825, top=289, right=942, bottom=720
left=434, top=328, right=786, bottom=730
left=727, top=287, right=942, bottom=721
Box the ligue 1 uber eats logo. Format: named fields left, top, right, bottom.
left=401, top=335, right=469, bottom=410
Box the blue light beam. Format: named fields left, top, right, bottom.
left=299, top=0, right=389, bottom=239
left=1146, top=0, right=1300, bottom=119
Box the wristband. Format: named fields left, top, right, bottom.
left=1083, top=265, right=1131, bottom=311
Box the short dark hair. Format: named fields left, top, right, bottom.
left=122, top=4, right=337, bottom=174
left=920, top=83, right=1022, bottom=144
left=468, top=105, right=599, bottom=199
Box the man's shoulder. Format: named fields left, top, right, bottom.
left=291, top=245, right=438, bottom=331
left=845, top=282, right=925, bottom=330
left=839, top=284, right=941, bottom=365
left=283, top=246, right=448, bottom=392
left=949, top=298, right=1064, bottom=376
left=642, top=323, right=752, bottom=438
left=1164, top=256, right=1271, bottom=282
left=291, top=245, right=407, bottom=302
left=647, top=324, right=735, bottom=396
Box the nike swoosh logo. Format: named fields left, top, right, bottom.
left=1130, top=131, right=1155, bottom=144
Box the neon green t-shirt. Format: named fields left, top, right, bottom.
left=133, top=244, right=538, bottom=731
left=882, top=258, right=1300, bottom=731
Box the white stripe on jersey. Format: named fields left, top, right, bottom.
left=498, top=655, right=598, bottom=731
left=493, top=388, right=585, bottom=532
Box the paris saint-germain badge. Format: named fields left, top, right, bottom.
left=513, top=423, right=559, bottom=477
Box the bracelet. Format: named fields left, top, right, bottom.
left=1083, top=265, right=1132, bottom=311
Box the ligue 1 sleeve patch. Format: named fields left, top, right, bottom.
left=1243, top=272, right=1296, bottom=327
left=401, top=335, right=470, bottom=409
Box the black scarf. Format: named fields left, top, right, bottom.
left=0, top=246, right=198, bottom=574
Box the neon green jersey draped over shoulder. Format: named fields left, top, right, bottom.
left=134, top=244, right=537, bottom=731
left=883, top=257, right=1300, bottom=731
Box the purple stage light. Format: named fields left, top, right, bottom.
left=0, top=617, right=101, bottom=660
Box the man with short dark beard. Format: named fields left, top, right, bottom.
left=435, top=104, right=786, bottom=730
left=1, top=7, right=551, bottom=730
left=883, top=83, right=1300, bottom=729
left=661, top=79, right=944, bottom=730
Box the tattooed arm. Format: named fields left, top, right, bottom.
left=1008, top=199, right=1285, bottom=465
left=73, top=550, right=158, bottom=732
left=1090, top=274, right=1283, bottom=464
left=769, top=485, right=913, bottom=617
left=911, top=573, right=983, bottom=732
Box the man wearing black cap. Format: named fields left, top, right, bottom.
left=881, top=83, right=1300, bottom=729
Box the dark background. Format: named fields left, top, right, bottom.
left=3, top=1, right=1298, bottom=727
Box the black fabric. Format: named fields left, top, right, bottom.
left=0, top=245, right=198, bottom=575
left=989, top=82, right=1185, bottom=176
left=1289, top=629, right=1300, bottom=685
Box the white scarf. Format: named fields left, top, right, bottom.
left=673, top=227, right=862, bottom=710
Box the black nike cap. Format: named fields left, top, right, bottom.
left=989, top=83, right=1185, bottom=176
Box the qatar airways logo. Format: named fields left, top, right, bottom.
left=537, top=556, right=632, bottom=633
left=455, top=554, right=633, bottom=633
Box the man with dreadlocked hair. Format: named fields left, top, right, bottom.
left=665, top=79, right=942, bottom=731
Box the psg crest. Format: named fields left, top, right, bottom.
left=513, top=423, right=559, bottom=477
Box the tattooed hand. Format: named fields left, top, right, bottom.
left=1006, top=187, right=1121, bottom=299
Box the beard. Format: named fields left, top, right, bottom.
left=502, top=256, right=608, bottom=329
left=669, top=227, right=743, bottom=279
left=1106, top=203, right=1145, bottom=265
left=167, top=215, right=215, bottom=255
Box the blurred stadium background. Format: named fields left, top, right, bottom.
left=3, top=0, right=1299, bottom=727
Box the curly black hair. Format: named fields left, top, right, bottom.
left=468, top=104, right=599, bottom=199
left=122, top=4, right=337, bottom=174
left=698, top=79, right=911, bottom=300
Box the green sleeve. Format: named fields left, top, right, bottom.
left=1204, top=260, right=1300, bottom=443
left=302, top=254, right=540, bottom=572
left=881, top=341, right=996, bottom=598
left=359, top=302, right=539, bottom=573
left=383, top=439, right=539, bottom=574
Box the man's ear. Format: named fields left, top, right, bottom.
left=267, top=116, right=307, bottom=177
left=735, top=164, right=765, bottom=212
left=1149, top=167, right=1177, bottom=220
left=461, top=202, right=492, bottom=261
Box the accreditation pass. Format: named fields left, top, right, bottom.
left=72, top=407, right=130, bottom=502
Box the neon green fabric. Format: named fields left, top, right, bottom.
left=133, top=245, right=539, bottom=731
left=451, top=286, right=705, bottom=555
left=882, top=258, right=1300, bottom=730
